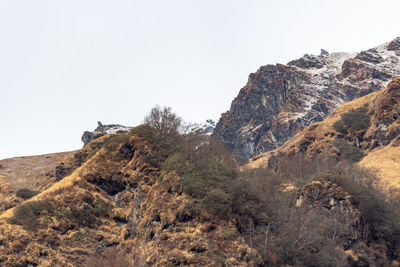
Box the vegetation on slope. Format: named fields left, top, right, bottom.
left=333, top=139, right=364, bottom=163
left=131, top=106, right=400, bottom=265
left=333, top=106, right=371, bottom=135
left=1, top=99, right=400, bottom=266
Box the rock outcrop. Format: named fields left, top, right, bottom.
left=248, top=78, right=400, bottom=192
left=81, top=121, right=132, bottom=146
left=214, top=38, right=400, bottom=160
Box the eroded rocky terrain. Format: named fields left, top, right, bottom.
left=215, top=37, right=400, bottom=159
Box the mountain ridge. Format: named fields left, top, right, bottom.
left=214, top=37, right=400, bottom=160
left=248, top=77, right=400, bottom=191
left=1, top=38, right=400, bottom=266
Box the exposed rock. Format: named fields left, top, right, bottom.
left=81, top=131, right=94, bottom=146
left=296, top=180, right=361, bottom=248
left=81, top=121, right=132, bottom=146
left=248, top=78, right=400, bottom=194
left=320, top=49, right=329, bottom=57
left=356, top=50, right=384, bottom=64
left=387, top=37, right=400, bottom=52
left=340, top=58, right=392, bottom=82
left=214, top=37, right=400, bottom=160
left=190, top=242, right=208, bottom=253
left=215, top=64, right=308, bottom=159
left=288, top=54, right=325, bottom=69
left=55, top=163, right=72, bottom=181
left=85, top=172, right=127, bottom=195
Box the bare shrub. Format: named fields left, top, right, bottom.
left=143, top=106, right=182, bottom=142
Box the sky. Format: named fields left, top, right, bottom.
left=1, top=0, right=399, bottom=159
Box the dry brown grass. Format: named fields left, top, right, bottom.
left=0, top=132, right=263, bottom=266
left=247, top=152, right=272, bottom=169
left=360, top=142, right=400, bottom=192
left=0, top=151, right=75, bottom=192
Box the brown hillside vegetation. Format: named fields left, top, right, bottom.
left=0, top=152, right=75, bottom=191
left=250, top=77, right=400, bottom=191
left=2, top=103, right=400, bottom=266
left=0, top=124, right=262, bottom=266
left=0, top=152, right=75, bottom=213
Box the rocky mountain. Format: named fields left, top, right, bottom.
left=214, top=37, right=400, bottom=160
left=2, top=80, right=400, bottom=265
left=3, top=38, right=400, bottom=266
left=249, top=77, right=400, bottom=192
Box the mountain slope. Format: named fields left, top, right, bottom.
left=249, top=77, right=400, bottom=191
left=0, top=152, right=75, bottom=213
left=215, top=37, right=400, bottom=160
left=0, top=152, right=74, bottom=191
left=0, top=133, right=261, bottom=266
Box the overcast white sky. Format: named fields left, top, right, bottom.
left=1, top=0, right=399, bottom=159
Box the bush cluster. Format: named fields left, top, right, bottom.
left=15, top=188, right=40, bottom=200
left=239, top=166, right=349, bottom=266
left=92, top=134, right=132, bottom=162
left=129, top=124, right=181, bottom=168
left=60, top=197, right=113, bottom=227
left=8, top=196, right=112, bottom=230
left=240, top=155, right=400, bottom=265
left=7, top=200, right=53, bottom=230
left=314, top=171, right=400, bottom=254
left=130, top=106, right=253, bottom=219
left=333, top=107, right=371, bottom=134
left=162, top=137, right=252, bottom=219
left=124, top=106, right=400, bottom=265
left=333, top=139, right=364, bottom=162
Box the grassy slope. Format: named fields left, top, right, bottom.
left=0, top=134, right=261, bottom=266
left=359, top=143, right=400, bottom=191
left=0, top=151, right=75, bottom=191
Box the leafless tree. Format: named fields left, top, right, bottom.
left=143, top=106, right=182, bottom=141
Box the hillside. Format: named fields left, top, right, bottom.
left=0, top=152, right=75, bottom=213
left=249, top=77, right=400, bottom=191
left=2, top=42, right=400, bottom=266
left=0, top=126, right=262, bottom=266
left=0, top=152, right=74, bottom=190
left=2, top=105, right=400, bottom=266
left=214, top=37, right=400, bottom=160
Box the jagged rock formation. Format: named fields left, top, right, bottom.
left=81, top=121, right=132, bottom=146
left=249, top=77, right=400, bottom=191
left=214, top=37, right=400, bottom=160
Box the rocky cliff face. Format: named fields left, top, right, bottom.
left=214, top=37, right=400, bottom=160
left=249, top=77, right=400, bottom=192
